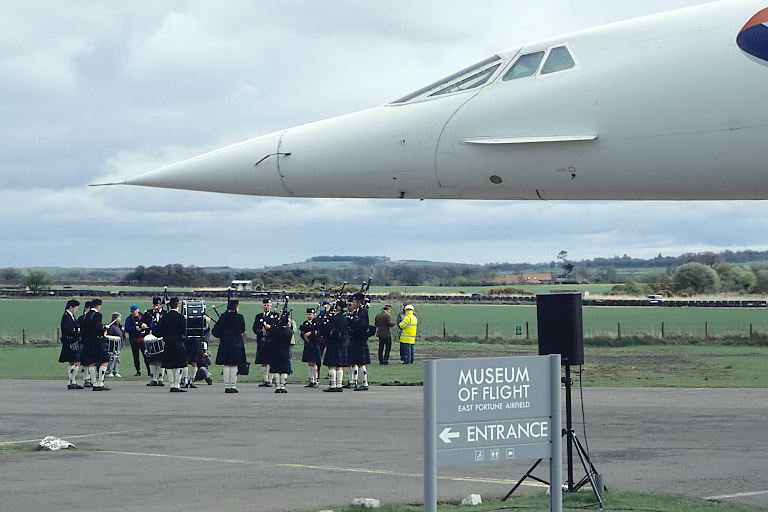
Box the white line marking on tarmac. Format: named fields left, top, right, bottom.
left=99, top=450, right=546, bottom=488
left=3, top=429, right=149, bottom=445
left=705, top=490, right=768, bottom=500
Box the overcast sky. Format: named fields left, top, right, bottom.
left=3, top=0, right=764, bottom=270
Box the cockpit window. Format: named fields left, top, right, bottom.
left=390, top=55, right=501, bottom=104
left=541, top=46, right=575, bottom=74
left=430, top=64, right=501, bottom=97
left=501, top=51, right=545, bottom=81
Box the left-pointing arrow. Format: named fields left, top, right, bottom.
left=439, top=427, right=461, bottom=444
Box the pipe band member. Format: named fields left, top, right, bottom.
left=214, top=300, right=247, bottom=393
left=59, top=299, right=83, bottom=389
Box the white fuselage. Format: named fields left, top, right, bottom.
left=121, top=0, right=768, bottom=200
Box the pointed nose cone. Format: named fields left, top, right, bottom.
left=125, top=131, right=290, bottom=196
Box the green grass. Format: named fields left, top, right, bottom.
left=298, top=489, right=768, bottom=512
left=0, top=443, right=43, bottom=453
left=5, top=341, right=767, bottom=388
left=5, top=299, right=768, bottom=343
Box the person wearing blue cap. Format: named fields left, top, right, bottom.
left=125, top=304, right=147, bottom=376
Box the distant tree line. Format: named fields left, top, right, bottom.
left=5, top=249, right=768, bottom=295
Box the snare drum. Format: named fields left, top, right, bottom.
left=143, top=334, right=165, bottom=356
left=105, top=335, right=121, bottom=354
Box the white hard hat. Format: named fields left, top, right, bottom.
left=404, top=304, right=414, bottom=311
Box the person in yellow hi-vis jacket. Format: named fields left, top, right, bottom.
left=398, top=305, right=417, bottom=364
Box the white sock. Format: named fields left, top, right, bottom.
left=68, top=365, right=77, bottom=384
left=261, top=366, right=269, bottom=382
left=280, top=373, right=287, bottom=389
left=97, top=365, right=107, bottom=385
left=175, top=368, right=183, bottom=388
left=361, top=366, right=368, bottom=386
left=89, top=366, right=97, bottom=384
left=221, top=367, right=230, bottom=387
left=329, top=369, right=336, bottom=388
left=347, top=366, right=354, bottom=384
left=231, top=367, right=238, bottom=389
left=309, top=366, right=317, bottom=383
left=182, top=367, right=189, bottom=383
left=353, top=367, right=359, bottom=385
left=158, top=367, right=165, bottom=383
left=335, top=369, right=344, bottom=388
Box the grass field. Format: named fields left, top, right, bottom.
left=3, top=340, right=766, bottom=388
left=298, top=489, right=768, bottom=512
left=2, top=298, right=768, bottom=342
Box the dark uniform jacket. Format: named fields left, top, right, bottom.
left=320, top=312, right=350, bottom=367
left=58, top=311, right=80, bottom=363
left=160, top=309, right=187, bottom=369
left=213, top=310, right=246, bottom=366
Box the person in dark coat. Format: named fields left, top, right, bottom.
left=320, top=300, right=350, bottom=392
left=59, top=299, right=83, bottom=389
left=346, top=292, right=371, bottom=391
left=252, top=298, right=275, bottom=387
left=161, top=298, right=188, bottom=393
left=143, top=297, right=166, bottom=386
left=300, top=307, right=322, bottom=388
left=268, top=310, right=293, bottom=394
left=77, top=301, right=92, bottom=386
left=80, top=299, right=111, bottom=391
left=374, top=305, right=395, bottom=365
left=213, top=300, right=246, bottom=393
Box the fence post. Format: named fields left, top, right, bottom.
left=526, top=321, right=529, bottom=341
left=617, top=322, right=621, bottom=340
left=661, top=322, right=665, bottom=340
left=705, top=321, right=708, bottom=340
left=485, top=323, right=489, bottom=341
left=22, top=329, right=26, bottom=345
left=57, top=328, right=60, bottom=343
left=443, top=322, right=446, bottom=339
left=750, top=323, right=753, bottom=339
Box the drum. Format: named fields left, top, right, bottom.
left=105, top=335, right=121, bottom=354
left=183, top=300, right=206, bottom=339
left=143, top=334, right=165, bottom=356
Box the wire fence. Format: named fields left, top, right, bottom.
left=2, top=320, right=766, bottom=345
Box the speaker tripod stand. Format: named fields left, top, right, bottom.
left=503, top=365, right=604, bottom=506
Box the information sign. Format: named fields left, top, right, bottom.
left=424, top=355, right=561, bottom=512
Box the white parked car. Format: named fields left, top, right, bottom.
left=648, top=295, right=666, bottom=304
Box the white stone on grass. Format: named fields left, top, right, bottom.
left=351, top=497, right=381, bottom=508
left=39, top=436, right=74, bottom=451
left=461, top=493, right=482, bottom=506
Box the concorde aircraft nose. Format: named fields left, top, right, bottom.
left=123, top=131, right=290, bottom=196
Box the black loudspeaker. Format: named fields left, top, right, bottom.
left=537, top=293, right=584, bottom=365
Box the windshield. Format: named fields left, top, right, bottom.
left=389, top=55, right=501, bottom=104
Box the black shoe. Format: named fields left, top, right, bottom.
left=275, top=388, right=282, bottom=393
left=83, top=381, right=93, bottom=388
left=305, top=382, right=315, bottom=387
left=354, top=385, right=369, bottom=391
left=134, top=371, right=141, bottom=376
left=188, top=382, right=197, bottom=389
left=68, top=383, right=84, bottom=390
left=381, top=361, right=389, bottom=365
left=170, top=387, right=187, bottom=393
left=258, top=381, right=272, bottom=387
left=342, top=383, right=354, bottom=389
left=313, top=382, right=320, bottom=388
left=205, top=376, right=213, bottom=385
left=93, top=385, right=111, bottom=391
left=147, top=381, right=158, bottom=386
left=225, top=388, right=234, bottom=393
left=157, top=381, right=165, bottom=386
left=230, top=388, right=239, bottom=393
left=323, top=387, right=338, bottom=392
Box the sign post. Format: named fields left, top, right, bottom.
left=424, top=355, right=561, bottom=512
